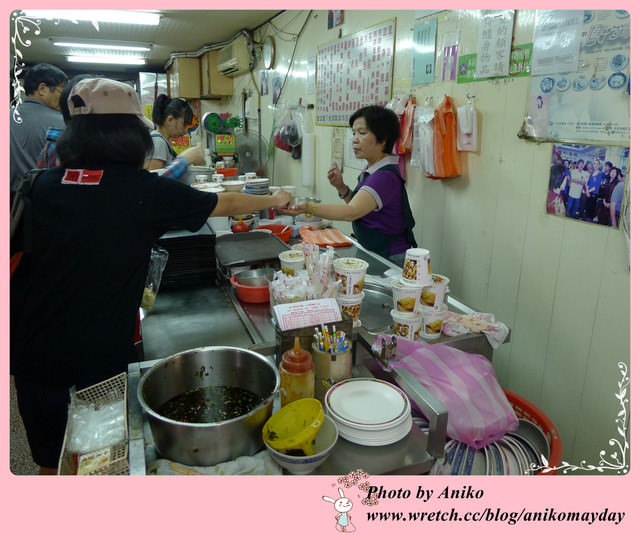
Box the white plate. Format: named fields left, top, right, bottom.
left=326, top=378, right=409, bottom=426
left=336, top=414, right=412, bottom=446
left=499, top=438, right=522, bottom=475
left=511, top=419, right=550, bottom=460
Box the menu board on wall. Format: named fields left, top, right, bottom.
left=316, top=19, right=396, bottom=126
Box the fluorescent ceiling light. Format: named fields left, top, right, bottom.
left=67, top=55, right=146, bottom=65
left=53, top=41, right=151, bottom=52
left=22, top=10, right=161, bottom=26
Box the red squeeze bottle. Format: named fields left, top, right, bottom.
left=279, top=337, right=315, bottom=407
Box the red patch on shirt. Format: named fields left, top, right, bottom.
left=61, top=169, right=104, bottom=185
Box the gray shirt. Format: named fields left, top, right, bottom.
left=147, top=132, right=177, bottom=166
left=10, top=97, right=65, bottom=190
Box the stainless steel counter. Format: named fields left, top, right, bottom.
left=129, top=234, right=509, bottom=475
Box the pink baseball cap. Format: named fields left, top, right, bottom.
left=68, top=77, right=154, bottom=129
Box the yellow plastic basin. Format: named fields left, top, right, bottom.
left=262, top=398, right=324, bottom=456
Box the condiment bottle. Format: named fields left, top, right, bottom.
left=279, top=337, right=315, bottom=407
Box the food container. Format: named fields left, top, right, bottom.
left=390, top=309, right=422, bottom=341
left=402, top=248, right=432, bottom=286
left=258, top=224, right=292, bottom=243
left=420, top=274, right=450, bottom=307
left=230, top=274, right=270, bottom=303
left=279, top=249, right=305, bottom=275
left=419, top=303, right=448, bottom=339
left=391, top=279, right=422, bottom=313
left=235, top=268, right=275, bottom=287
left=335, top=292, right=365, bottom=322
left=263, top=415, right=338, bottom=475
left=229, top=214, right=255, bottom=228
left=333, top=257, right=369, bottom=295
left=137, top=347, right=279, bottom=467
left=262, top=398, right=324, bottom=456
left=222, top=180, right=245, bottom=192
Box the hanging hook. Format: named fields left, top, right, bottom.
left=466, top=93, right=475, bottom=105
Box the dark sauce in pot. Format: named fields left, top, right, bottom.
left=158, top=386, right=263, bottom=423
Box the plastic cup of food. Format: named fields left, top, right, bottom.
left=245, top=172, right=257, bottom=179
left=391, top=279, right=422, bottom=313
left=419, top=304, right=448, bottom=339
left=402, top=248, right=432, bottom=286
left=420, top=274, right=450, bottom=308
left=279, top=250, right=306, bottom=276
left=336, top=291, right=365, bottom=322
left=333, top=257, right=369, bottom=295
left=390, top=309, right=422, bottom=341
left=194, top=174, right=209, bottom=184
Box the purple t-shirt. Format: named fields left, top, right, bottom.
left=356, top=166, right=411, bottom=255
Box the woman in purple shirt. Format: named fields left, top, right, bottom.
left=283, top=106, right=417, bottom=266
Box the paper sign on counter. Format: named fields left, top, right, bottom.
left=273, top=298, right=342, bottom=331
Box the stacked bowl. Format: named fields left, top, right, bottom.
left=324, top=378, right=412, bottom=446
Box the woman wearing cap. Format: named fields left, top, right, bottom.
left=10, top=78, right=293, bottom=474
left=281, top=105, right=417, bottom=266
left=144, top=94, right=195, bottom=170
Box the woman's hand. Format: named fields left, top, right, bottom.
left=178, top=146, right=205, bottom=166
left=271, top=189, right=294, bottom=210
left=328, top=162, right=345, bottom=190
left=278, top=202, right=308, bottom=216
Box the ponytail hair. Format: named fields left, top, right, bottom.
left=151, top=94, right=194, bottom=127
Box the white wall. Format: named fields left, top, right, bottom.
left=202, top=10, right=630, bottom=472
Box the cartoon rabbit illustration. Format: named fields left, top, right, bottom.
left=323, top=487, right=356, bottom=532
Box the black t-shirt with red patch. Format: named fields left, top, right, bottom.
left=10, top=165, right=218, bottom=388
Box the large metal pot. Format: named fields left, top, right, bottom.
left=137, top=346, right=279, bottom=466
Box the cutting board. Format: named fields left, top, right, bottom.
left=299, top=228, right=352, bottom=247
left=215, top=232, right=289, bottom=267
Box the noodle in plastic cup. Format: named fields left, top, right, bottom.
left=419, top=304, right=448, bottom=339
left=333, top=257, right=369, bottom=295
left=402, top=248, right=432, bottom=286
left=391, top=279, right=422, bottom=313
left=336, top=292, right=365, bottom=322
left=390, top=309, right=422, bottom=341
left=420, top=274, right=450, bottom=307
left=279, top=250, right=305, bottom=276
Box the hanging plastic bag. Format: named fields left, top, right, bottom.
left=141, top=246, right=169, bottom=310
left=430, top=95, right=460, bottom=179
left=410, top=103, right=435, bottom=175
left=456, top=101, right=478, bottom=152
left=398, top=96, right=416, bottom=154
left=373, top=335, right=518, bottom=448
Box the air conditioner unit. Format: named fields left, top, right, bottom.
left=216, top=36, right=252, bottom=77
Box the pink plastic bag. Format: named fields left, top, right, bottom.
left=375, top=335, right=517, bottom=448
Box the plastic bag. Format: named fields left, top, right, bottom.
left=373, top=335, right=518, bottom=448
left=141, top=246, right=169, bottom=310
left=67, top=396, right=126, bottom=454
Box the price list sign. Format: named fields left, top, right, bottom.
left=316, top=19, right=396, bottom=126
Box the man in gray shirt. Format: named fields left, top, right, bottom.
left=10, top=63, right=68, bottom=191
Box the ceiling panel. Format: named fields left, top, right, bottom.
left=10, top=9, right=282, bottom=77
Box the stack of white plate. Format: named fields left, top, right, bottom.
left=324, top=378, right=412, bottom=446
left=243, top=178, right=270, bottom=195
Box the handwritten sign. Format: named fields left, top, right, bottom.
left=316, top=19, right=396, bottom=126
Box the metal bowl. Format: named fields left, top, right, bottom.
left=137, top=346, right=279, bottom=466
left=235, top=268, right=275, bottom=287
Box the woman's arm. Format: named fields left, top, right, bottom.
left=144, top=158, right=167, bottom=170
left=281, top=189, right=378, bottom=222
left=210, top=189, right=293, bottom=217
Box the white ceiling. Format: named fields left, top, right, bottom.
left=10, top=9, right=283, bottom=78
